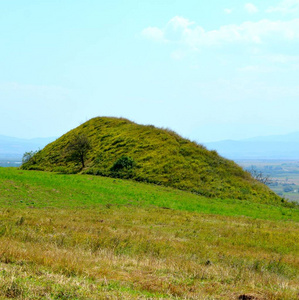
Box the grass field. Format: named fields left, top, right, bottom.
left=0, top=168, right=299, bottom=299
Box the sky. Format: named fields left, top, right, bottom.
left=0, top=0, right=298, bottom=142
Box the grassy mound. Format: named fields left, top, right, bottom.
left=22, top=117, right=280, bottom=204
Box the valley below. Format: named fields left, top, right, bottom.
left=238, top=160, right=299, bottom=203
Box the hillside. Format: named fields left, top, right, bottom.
left=22, top=117, right=281, bottom=204
left=0, top=168, right=298, bottom=299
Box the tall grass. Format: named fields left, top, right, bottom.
left=0, top=168, right=298, bottom=299
left=0, top=206, right=298, bottom=299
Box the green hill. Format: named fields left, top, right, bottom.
left=22, top=117, right=281, bottom=204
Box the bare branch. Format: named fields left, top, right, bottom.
left=249, top=167, right=272, bottom=185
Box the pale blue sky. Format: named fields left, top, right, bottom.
left=1, top=0, right=298, bottom=142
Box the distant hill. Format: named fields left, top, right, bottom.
left=205, top=132, right=299, bottom=159
left=0, top=135, right=56, bottom=160
left=21, top=117, right=281, bottom=204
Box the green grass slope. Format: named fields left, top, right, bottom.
left=1, top=168, right=298, bottom=221
left=0, top=168, right=298, bottom=299
left=22, top=117, right=280, bottom=204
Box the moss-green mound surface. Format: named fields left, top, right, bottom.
left=22, top=117, right=281, bottom=204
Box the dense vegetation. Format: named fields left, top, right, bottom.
left=0, top=168, right=298, bottom=299
left=21, top=117, right=281, bottom=204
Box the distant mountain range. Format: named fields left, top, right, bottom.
left=204, top=132, right=299, bottom=160
left=0, top=135, right=56, bottom=160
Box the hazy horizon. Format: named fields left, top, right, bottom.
left=2, top=124, right=299, bottom=144
left=2, top=119, right=299, bottom=144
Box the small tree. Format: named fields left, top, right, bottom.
left=110, top=156, right=136, bottom=178
left=66, top=134, right=91, bottom=169
left=22, top=151, right=37, bottom=164
left=249, top=167, right=271, bottom=185
left=111, top=156, right=135, bottom=172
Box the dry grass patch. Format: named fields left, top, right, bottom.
left=0, top=206, right=298, bottom=299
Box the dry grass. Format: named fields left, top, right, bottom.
left=0, top=206, right=298, bottom=299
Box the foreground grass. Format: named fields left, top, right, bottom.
left=0, top=168, right=299, bottom=299
left=1, top=206, right=299, bottom=299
